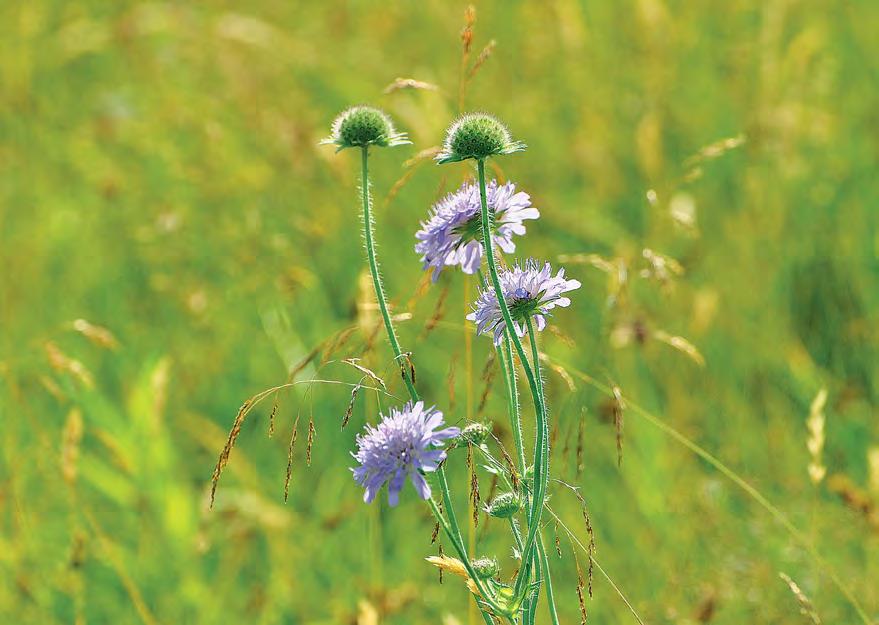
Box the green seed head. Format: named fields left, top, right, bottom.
left=320, top=106, right=411, bottom=152
left=471, top=557, right=500, bottom=579
left=485, top=492, right=520, bottom=518
left=436, top=113, right=526, bottom=164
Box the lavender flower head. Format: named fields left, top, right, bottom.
left=415, top=180, right=539, bottom=280
left=352, top=401, right=460, bottom=506
left=467, top=259, right=581, bottom=345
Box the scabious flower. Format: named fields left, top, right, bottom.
left=352, top=401, right=460, bottom=506
left=436, top=113, right=526, bottom=164
left=320, top=105, right=411, bottom=152
left=415, top=180, right=539, bottom=280
left=467, top=259, right=581, bottom=345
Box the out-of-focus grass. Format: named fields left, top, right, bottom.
left=1, top=1, right=878, bottom=623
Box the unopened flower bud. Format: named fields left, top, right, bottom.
left=459, top=422, right=491, bottom=446
left=471, top=557, right=500, bottom=579
left=485, top=492, right=520, bottom=518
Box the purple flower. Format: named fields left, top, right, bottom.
left=467, top=259, right=581, bottom=345
left=415, top=180, right=539, bottom=281
left=352, top=401, right=460, bottom=506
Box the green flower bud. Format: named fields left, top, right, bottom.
left=470, top=557, right=500, bottom=579
left=436, top=113, right=526, bottom=164
left=320, top=106, right=411, bottom=152
left=485, top=492, right=520, bottom=518
left=459, top=422, right=491, bottom=446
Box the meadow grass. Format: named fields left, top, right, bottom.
left=1, top=1, right=877, bottom=623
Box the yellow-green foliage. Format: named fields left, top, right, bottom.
left=1, top=1, right=877, bottom=624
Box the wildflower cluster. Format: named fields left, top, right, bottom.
left=320, top=103, right=581, bottom=623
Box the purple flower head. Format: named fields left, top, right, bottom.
left=352, top=401, right=460, bottom=506
left=467, top=259, right=581, bottom=345
left=415, top=180, right=539, bottom=281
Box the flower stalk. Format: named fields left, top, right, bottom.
left=360, top=146, right=418, bottom=402
left=475, top=158, right=550, bottom=603
left=359, top=144, right=494, bottom=615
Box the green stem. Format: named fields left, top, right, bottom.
left=498, top=329, right=530, bottom=624
left=475, top=159, right=549, bottom=600
left=500, top=329, right=527, bottom=471
left=360, top=147, right=417, bottom=401
left=536, top=534, right=560, bottom=625
left=524, top=548, right=540, bottom=625
left=526, top=316, right=549, bottom=509
left=359, top=146, right=468, bottom=563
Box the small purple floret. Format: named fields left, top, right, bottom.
left=352, top=401, right=460, bottom=506
left=415, top=180, right=539, bottom=281
left=467, top=259, right=581, bottom=345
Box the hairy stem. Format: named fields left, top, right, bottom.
left=475, top=158, right=549, bottom=601
left=359, top=146, right=469, bottom=563
left=500, top=329, right=527, bottom=471
left=360, top=147, right=417, bottom=400
left=536, top=534, right=560, bottom=625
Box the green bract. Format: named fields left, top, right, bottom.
left=485, top=492, right=521, bottom=518
left=436, top=113, right=526, bottom=164
left=320, top=106, right=410, bottom=152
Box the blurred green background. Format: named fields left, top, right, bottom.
left=2, top=1, right=878, bottom=623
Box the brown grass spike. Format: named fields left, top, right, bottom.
left=467, top=444, right=480, bottom=528
left=612, top=385, right=625, bottom=467
left=576, top=409, right=585, bottom=476
left=447, top=354, right=458, bottom=411
left=342, top=384, right=361, bottom=430
left=423, top=285, right=449, bottom=334
left=477, top=352, right=497, bottom=413
left=467, top=39, right=496, bottom=80
left=306, top=417, right=315, bottom=467
left=210, top=399, right=253, bottom=508
left=554, top=521, right=562, bottom=558
left=284, top=416, right=300, bottom=502
left=575, top=551, right=588, bottom=624
left=268, top=392, right=279, bottom=438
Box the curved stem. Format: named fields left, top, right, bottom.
left=523, top=547, right=540, bottom=625
left=360, top=147, right=418, bottom=400
left=358, top=146, right=469, bottom=560
left=475, top=159, right=549, bottom=600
